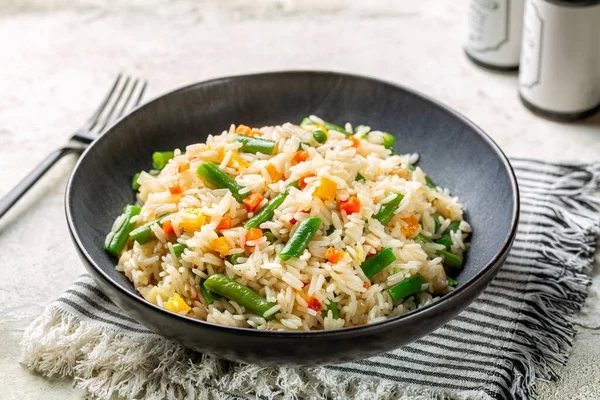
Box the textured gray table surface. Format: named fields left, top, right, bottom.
left=1, top=1, right=599, bottom=399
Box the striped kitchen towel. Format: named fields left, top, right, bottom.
left=20, top=159, right=600, bottom=400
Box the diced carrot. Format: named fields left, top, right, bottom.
left=340, top=196, right=360, bottom=214
left=349, top=136, right=360, bottom=148
left=245, top=228, right=263, bottom=245
left=363, top=282, right=371, bottom=289
left=243, top=192, right=263, bottom=212
left=168, top=181, right=182, bottom=194
left=235, top=124, right=252, bottom=136
left=401, top=215, right=420, bottom=238
left=299, top=173, right=315, bottom=190
left=265, top=163, right=282, bottom=181
left=216, top=217, right=232, bottom=231
left=306, top=296, right=322, bottom=312
left=289, top=217, right=297, bottom=225
left=250, top=128, right=263, bottom=136
left=162, top=220, right=175, bottom=235
left=178, top=161, right=190, bottom=172
left=314, top=177, right=337, bottom=201
left=294, top=151, right=310, bottom=163
left=325, top=247, right=344, bottom=264
left=212, top=237, right=232, bottom=256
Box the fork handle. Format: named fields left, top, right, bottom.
left=0, top=146, right=83, bottom=219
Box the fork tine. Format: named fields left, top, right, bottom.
left=96, top=77, right=131, bottom=132
left=134, top=80, right=148, bottom=107
left=86, top=74, right=122, bottom=130
left=100, top=78, right=147, bottom=130
left=115, top=78, right=139, bottom=119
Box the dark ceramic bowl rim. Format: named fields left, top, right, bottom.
left=65, top=70, right=520, bottom=339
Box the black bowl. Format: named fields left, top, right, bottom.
left=66, top=71, right=519, bottom=366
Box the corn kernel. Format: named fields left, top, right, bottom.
left=212, top=237, right=232, bottom=256
left=180, top=208, right=207, bottom=232
left=228, top=153, right=250, bottom=169
left=164, top=293, right=191, bottom=314
left=265, top=163, right=282, bottom=181
left=314, top=177, right=337, bottom=201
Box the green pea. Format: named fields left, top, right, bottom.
left=312, top=130, right=327, bottom=144
left=382, top=133, right=395, bottom=149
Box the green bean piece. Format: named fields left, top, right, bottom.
left=199, top=279, right=220, bottom=305
left=264, top=231, right=276, bottom=244
left=388, top=274, right=429, bottom=302
left=132, top=172, right=141, bottom=191
left=407, top=164, right=416, bottom=172
left=288, top=180, right=300, bottom=189
left=129, top=213, right=171, bottom=245
left=104, top=205, right=142, bottom=256
left=435, top=234, right=452, bottom=251
left=382, top=133, right=395, bottom=149
left=415, top=231, right=463, bottom=272
left=325, top=301, right=340, bottom=319
left=312, top=130, right=327, bottom=144
left=447, top=277, right=459, bottom=287
left=196, top=162, right=249, bottom=203
left=301, top=117, right=351, bottom=136
left=322, top=121, right=351, bottom=137
left=234, top=134, right=276, bottom=155
left=434, top=221, right=462, bottom=251
left=438, top=250, right=463, bottom=272
left=279, top=217, right=322, bottom=260
left=152, top=151, right=175, bottom=170
left=326, top=225, right=336, bottom=236
left=300, top=117, right=315, bottom=127
left=244, top=191, right=288, bottom=229
left=203, top=274, right=278, bottom=320
left=425, top=175, right=436, bottom=189
left=360, top=248, right=397, bottom=279
left=355, top=172, right=366, bottom=182
left=171, top=243, right=187, bottom=258
left=432, top=212, right=443, bottom=233
left=446, top=221, right=461, bottom=233
left=373, top=193, right=404, bottom=225
left=229, top=253, right=245, bottom=265
left=415, top=233, right=432, bottom=244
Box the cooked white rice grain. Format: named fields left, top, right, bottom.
left=112, top=117, right=470, bottom=331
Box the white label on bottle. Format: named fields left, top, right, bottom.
left=467, top=0, right=510, bottom=52
left=519, top=0, right=600, bottom=114
left=519, top=1, right=542, bottom=88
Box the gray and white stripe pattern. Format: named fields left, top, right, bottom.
left=21, top=160, right=600, bottom=400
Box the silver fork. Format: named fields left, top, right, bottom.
left=0, top=75, right=147, bottom=219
